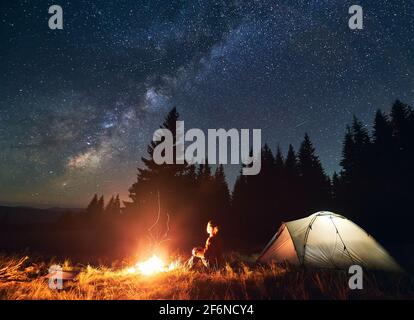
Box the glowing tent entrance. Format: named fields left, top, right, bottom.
left=258, top=211, right=402, bottom=272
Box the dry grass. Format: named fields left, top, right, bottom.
left=0, top=254, right=413, bottom=300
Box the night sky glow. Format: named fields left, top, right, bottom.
left=1, top=1, right=413, bottom=207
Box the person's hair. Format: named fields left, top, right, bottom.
left=208, top=220, right=219, bottom=235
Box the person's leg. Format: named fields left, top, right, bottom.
left=186, top=256, right=202, bottom=270
left=201, top=258, right=210, bottom=269
left=185, top=256, right=195, bottom=269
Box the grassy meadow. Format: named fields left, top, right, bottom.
left=0, top=254, right=413, bottom=300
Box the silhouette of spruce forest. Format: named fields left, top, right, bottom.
left=1, top=100, right=413, bottom=260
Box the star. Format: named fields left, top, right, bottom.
left=0, top=1, right=413, bottom=206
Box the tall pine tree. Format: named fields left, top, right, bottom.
left=297, top=134, right=331, bottom=214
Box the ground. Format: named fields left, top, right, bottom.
left=0, top=254, right=413, bottom=300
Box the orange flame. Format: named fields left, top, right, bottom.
left=127, top=255, right=179, bottom=276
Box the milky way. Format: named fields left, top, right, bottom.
left=1, top=1, right=413, bottom=207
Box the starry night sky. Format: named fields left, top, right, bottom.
left=0, top=1, right=413, bottom=207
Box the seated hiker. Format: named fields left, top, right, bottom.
left=186, top=220, right=223, bottom=270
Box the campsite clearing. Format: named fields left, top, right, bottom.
left=0, top=254, right=413, bottom=300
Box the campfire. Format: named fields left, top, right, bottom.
left=124, top=191, right=181, bottom=276
left=127, top=255, right=180, bottom=276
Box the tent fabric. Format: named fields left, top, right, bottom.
left=258, top=211, right=402, bottom=272
left=259, top=225, right=299, bottom=265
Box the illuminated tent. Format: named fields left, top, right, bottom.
left=258, top=211, right=402, bottom=272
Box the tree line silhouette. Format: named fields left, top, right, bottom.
left=78, top=100, right=413, bottom=253
left=85, top=194, right=121, bottom=216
